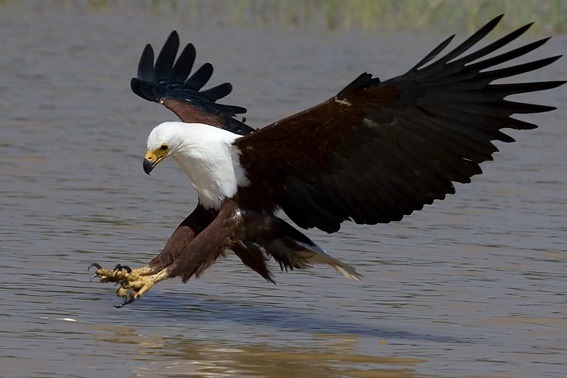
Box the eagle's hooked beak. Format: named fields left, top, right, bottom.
left=143, top=149, right=168, bottom=175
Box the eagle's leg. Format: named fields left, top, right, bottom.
left=89, top=263, right=162, bottom=279
left=111, top=200, right=241, bottom=305
left=89, top=206, right=214, bottom=305
left=89, top=263, right=163, bottom=284
left=88, top=263, right=173, bottom=306
left=114, top=266, right=172, bottom=306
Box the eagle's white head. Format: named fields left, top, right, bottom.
left=144, top=121, right=249, bottom=209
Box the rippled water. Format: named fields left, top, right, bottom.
left=1, top=2, right=566, bottom=377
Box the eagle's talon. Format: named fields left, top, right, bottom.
left=90, top=263, right=166, bottom=305
left=88, top=263, right=102, bottom=271
left=116, top=285, right=129, bottom=298
left=113, top=264, right=132, bottom=273
left=114, top=296, right=135, bottom=308
left=113, top=287, right=139, bottom=308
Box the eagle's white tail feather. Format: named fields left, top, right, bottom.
left=293, top=240, right=362, bottom=281
left=306, top=251, right=362, bottom=281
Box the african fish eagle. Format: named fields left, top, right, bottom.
left=90, top=15, right=564, bottom=307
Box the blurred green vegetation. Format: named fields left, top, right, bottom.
left=3, top=0, right=566, bottom=33
left=227, top=0, right=567, bottom=33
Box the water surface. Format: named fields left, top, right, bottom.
left=1, top=2, right=566, bottom=377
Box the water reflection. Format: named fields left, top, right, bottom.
left=93, top=321, right=423, bottom=377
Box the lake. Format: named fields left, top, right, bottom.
left=1, top=2, right=566, bottom=377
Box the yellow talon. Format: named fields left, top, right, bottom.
left=90, top=263, right=168, bottom=306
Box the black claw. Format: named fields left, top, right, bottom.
left=113, top=280, right=128, bottom=287
left=90, top=274, right=99, bottom=282
left=113, top=264, right=132, bottom=273
left=114, top=296, right=135, bottom=308
left=124, top=297, right=136, bottom=305
left=88, top=263, right=102, bottom=271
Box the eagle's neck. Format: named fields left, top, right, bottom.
left=169, top=123, right=249, bottom=210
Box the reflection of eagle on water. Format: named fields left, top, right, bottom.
left=91, top=15, right=564, bottom=307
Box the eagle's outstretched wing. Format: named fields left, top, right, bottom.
left=130, top=31, right=254, bottom=135
left=236, top=15, right=565, bottom=233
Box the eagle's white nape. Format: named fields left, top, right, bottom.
left=146, top=122, right=250, bottom=209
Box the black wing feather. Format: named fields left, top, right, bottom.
left=131, top=31, right=254, bottom=135
left=236, top=15, right=564, bottom=233
left=153, top=31, right=179, bottom=82
left=171, top=42, right=196, bottom=83
left=137, top=44, right=155, bottom=82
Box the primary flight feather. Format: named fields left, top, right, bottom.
left=91, top=15, right=564, bottom=307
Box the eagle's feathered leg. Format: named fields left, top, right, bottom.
left=90, top=204, right=218, bottom=305
left=168, top=199, right=243, bottom=281
left=91, top=201, right=249, bottom=305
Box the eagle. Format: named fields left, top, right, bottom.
left=91, top=15, right=564, bottom=307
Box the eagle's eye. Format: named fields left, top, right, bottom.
left=160, top=144, right=168, bottom=151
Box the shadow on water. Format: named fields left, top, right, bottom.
left=109, top=292, right=465, bottom=344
